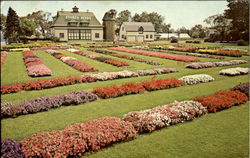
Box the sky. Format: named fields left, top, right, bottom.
left=1, top=1, right=228, bottom=29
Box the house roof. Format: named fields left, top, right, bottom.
left=52, top=10, right=102, bottom=27
left=122, top=22, right=155, bottom=32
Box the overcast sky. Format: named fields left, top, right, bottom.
left=1, top=1, right=228, bottom=29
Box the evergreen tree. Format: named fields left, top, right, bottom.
left=4, top=7, right=20, bottom=44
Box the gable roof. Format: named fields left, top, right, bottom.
left=52, top=11, right=102, bottom=27
left=122, top=22, right=155, bottom=32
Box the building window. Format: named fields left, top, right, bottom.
left=80, top=22, right=89, bottom=27
left=146, top=35, right=148, bottom=39
left=68, top=29, right=91, bottom=40
left=150, top=35, right=153, bottom=39
left=68, top=22, right=78, bottom=26
left=122, top=27, right=124, bottom=31
left=80, top=30, right=91, bottom=40
left=122, top=35, right=125, bottom=39
left=59, top=33, right=64, bottom=38
left=138, top=26, right=144, bottom=34
left=95, top=33, right=99, bottom=38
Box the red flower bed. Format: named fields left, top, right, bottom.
left=73, top=50, right=85, bottom=54
left=142, top=78, right=185, bottom=91
left=193, top=90, right=248, bottom=112
left=93, top=83, right=146, bottom=98
left=54, top=54, right=68, bottom=59
left=110, top=47, right=200, bottom=62
left=64, top=59, right=98, bottom=72
left=21, top=117, right=137, bottom=158
left=92, top=78, right=185, bottom=99
left=104, top=59, right=129, bottom=67
left=22, top=51, right=52, bottom=77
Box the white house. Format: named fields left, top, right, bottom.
left=118, top=22, right=155, bottom=42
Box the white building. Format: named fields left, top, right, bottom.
left=118, top=22, right=155, bottom=42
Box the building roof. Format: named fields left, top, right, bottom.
left=179, top=33, right=191, bottom=39
left=159, top=33, right=191, bottom=39
left=52, top=8, right=102, bottom=27
left=122, top=22, right=155, bottom=32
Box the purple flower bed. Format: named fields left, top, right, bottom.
left=231, top=82, right=249, bottom=99
left=1, top=90, right=98, bottom=119
left=1, top=139, right=23, bottom=158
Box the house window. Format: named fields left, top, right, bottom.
left=122, top=27, right=124, bottom=31
left=138, top=26, right=144, bottom=34
left=68, top=22, right=78, bottom=26
left=122, top=35, right=125, bottom=39
left=150, top=35, right=153, bottom=39
left=80, top=30, right=91, bottom=40
left=68, top=29, right=91, bottom=40
left=146, top=35, right=148, bottom=39
left=95, top=33, right=99, bottom=38
left=59, top=33, right=64, bottom=38
left=80, top=22, right=89, bottom=27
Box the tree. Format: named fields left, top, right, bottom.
left=224, top=0, right=249, bottom=41
left=160, top=23, right=171, bottom=33
left=19, top=17, right=36, bottom=37
left=26, top=10, right=52, bottom=37
left=116, top=10, right=132, bottom=26
left=0, top=14, right=6, bottom=31
left=189, top=24, right=206, bottom=38
left=132, top=13, right=141, bottom=22
left=4, top=7, right=20, bottom=44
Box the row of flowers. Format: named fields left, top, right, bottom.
left=67, top=48, right=129, bottom=67
left=1, top=51, right=8, bottom=66
left=179, top=74, right=215, bottom=85
left=231, top=82, right=249, bottom=98
left=1, top=90, right=98, bottom=119
left=219, top=67, right=249, bottom=76
left=1, top=83, right=249, bottom=157
left=143, top=48, right=225, bottom=59
left=92, top=78, right=185, bottom=99
left=1, top=68, right=178, bottom=94
left=197, top=49, right=243, bottom=57
left=185, top=60, right=247, bottom=69
left=88, top=48, right=162, bottom=65
left=109, top=47, right=200, bottom=62
left=22, top=51, right=52, bottom=77
left=46, top=49, right=99, bottom=72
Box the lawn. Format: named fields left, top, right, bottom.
left=1, top=41, right=249, bottom=157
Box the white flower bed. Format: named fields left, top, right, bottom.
left=135, top=68, right=178, bottom=76
left=67, top=48, right=79, bottom=52
left=60, top=57, right=77, bottom=62
left=123, top=100, right=208, bottom=133
left=46, top=49, right=57, bottom=54
left=179, top=74, right=215, bottom=85
left=219, top=67, right=249, bottom=76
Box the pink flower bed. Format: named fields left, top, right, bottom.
left=1, top=51, right=8, bottom=66
left=21, top=117, right=137, bottom=157
left=22, top=51, right=52, bottom=77
left=110, top=47, right=200, bottom=62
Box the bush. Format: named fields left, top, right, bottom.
left=237, top=39, right=248, bottom=46
left=51, top=36, right=60, bottom=42
left=21, top=117, right=137, bottom=157
left=170, top=37, right=178, bottom=43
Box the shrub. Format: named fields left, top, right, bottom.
left=231, top=83, right=249, bottom=99
left=179, top=74, right=215, bottom=85
left=1, top=139, right=23, bottom=158
left=21, top=117, right=137, bottom=158
left=170, top=37, right=178, bottom=43
left=193, top=90, right=248, bottom=112
left=123, top=100, right=207, bottom=133
left=237, top=39, right=248, bottom=46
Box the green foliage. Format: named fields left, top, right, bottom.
left=51, top=36, right=60, bottom=42
left=4, top=7, right=20, bottom=44
left=116, top=10, right=132, bottom=26
left=189, top=24, right=206, bottom=38
left=237, top=39, right=248, bottom=46
left=0, top=14, right=6, bottom=31
left=19, top=17, right=36, bottom=37
left=170, top=37, right=178, bottom=43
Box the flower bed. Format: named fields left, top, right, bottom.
left=67, top=49, right=129, bottom=67
left=88, top=48, right=162, bottom=65
left=20, top=117, right=137, bottom=158
left=123, top=100, right=207, bottom=133
left=231, top=83, right=249, bottom=98
left=1, top=90, right=98, bottom=119
left=185, top=60, right=247, bottom=69
left=179, top=74, right=215, bottom=85
left=92, top=78, right=185, bottom=99
left=193, top=90, right=248, bottom=112
left=219, top=67, right=249, bottom=76
left=1, top=139, right=23, bottom=158
left=110, top=47, right=200, bottom=62
left=1, top=51, right=8, bottom=66
left=22, top=51, right=52, bottom=77
left=1, top=67, right=178, bottom=95
left=197, top=49, right=242, bottom=57
left=46, top=50, right=98, bottom=72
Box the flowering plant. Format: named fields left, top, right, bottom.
left=1, top=139, right=23, bottom=158
left=231, top=83, right=249, bottom=99
left=185, top=60, right=247, bottom=69
left=219, top=67, right=249, bottom=76
left=179, top=74, right=215, bottom=85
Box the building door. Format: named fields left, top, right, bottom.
left=137, top=36, right=144, bottom=42
left=127, top=36, right=136, bottom=42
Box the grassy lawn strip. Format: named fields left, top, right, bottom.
left=85, top=103, right=249, bottom=158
